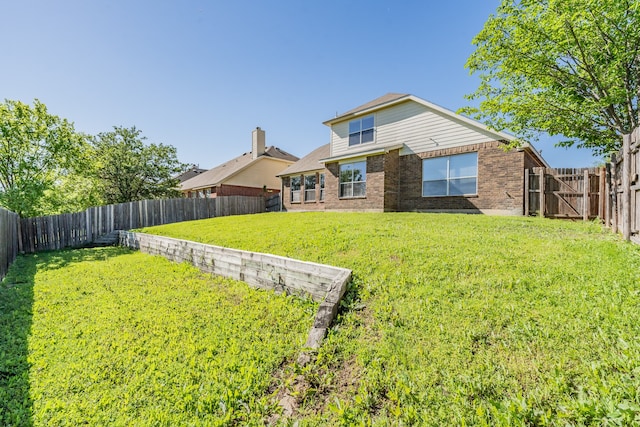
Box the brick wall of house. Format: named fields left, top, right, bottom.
left=217, top=184, right=275, bottom=197
left=399, top=141, right=526, bottom=214
left=323, top=154, right=386, bottom=211
left=281, top=173, right=326, bottom=211
left=383, top=149, right=400, bottom=212
left=283, top=142, right=535, bottom=214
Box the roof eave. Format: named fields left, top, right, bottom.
left=277, top=166, right=325, bottom=178
left=517, top=143, right=551, bottom=168
left=319, top=143, right=405, bottom=164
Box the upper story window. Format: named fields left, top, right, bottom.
left=304, top=174, right=316, bottom=202
left=290, top=176, right=301, bottom=203
left=422, top=152, right=478, bottom=197
left=348, top=116, right=375, bottom=146
left=339, top=160, right=366, bottom=198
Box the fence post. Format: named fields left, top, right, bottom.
left=600, top=163, right=611, bottom=227
left=524, top=169, right=530, bottom=216
left=623, top=133, right=631, bottom=241
left=598, top=167, right=606, bottom=222
left=583, top=169, right=589, bottom=221
left=538, top=167, right=545, bottom=217
left=611, top=154, right=619, bottom=233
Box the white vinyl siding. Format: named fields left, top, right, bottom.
left=330, top=101, right=497, bottom=157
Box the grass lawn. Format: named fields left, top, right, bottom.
left=139, top=212, right=640, bottom=425
left=0, top=247, right=317, bottom=426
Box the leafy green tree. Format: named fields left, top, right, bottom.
left=92, top=126, right=184, bottom=204
left=0, top=99, right=87, bottom=217
left=463, top=0, right=640, bottom=155
left=40, top=172, right=103, bottom=215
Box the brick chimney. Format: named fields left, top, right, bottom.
left=252, top=127, right=265, bottom=159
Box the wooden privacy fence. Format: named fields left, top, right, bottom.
left=608, top=127, right=640, bottom=243
left=526, top=167, right=606, bottom=220
left=20, top=196, right=265, bottom=253
left=0, top=207, right=20, bottom=281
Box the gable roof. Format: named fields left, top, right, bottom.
left=322, top=93, right=549, bottom=167
left=278, top=144, right=330, bottom=177
left=181, top=146, right=298, bottom=191
left=324, top=93, right=410, bottom=125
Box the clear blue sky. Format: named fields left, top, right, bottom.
left=2, top=0, right=602, bottom=169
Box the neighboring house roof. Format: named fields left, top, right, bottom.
left=175, top=166, right=208, bottom=183
left=278, top=144, right=330, bottom=177
left=323, top=93, right=550, bottom=168
left=181, top=146, right=298, bottom=191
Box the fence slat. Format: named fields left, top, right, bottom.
left=0, top=207, right=20, bottom=281
left=17, top=196, right=266, bottom=254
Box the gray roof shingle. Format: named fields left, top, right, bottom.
left=329, top=93, right=410, bottom=122
left=278, top=144, right=330, bottom=176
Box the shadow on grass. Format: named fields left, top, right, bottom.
left=335, top=273, right=364, bottom=317
left=0, top=246, right=132, bottom=426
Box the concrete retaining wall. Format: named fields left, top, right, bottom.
left=119, top=231, right=351, bottom=350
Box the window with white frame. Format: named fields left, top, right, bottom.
left=304, top=174, right=316, bottom=202
left=319, top=173, right=325, bottom=201
left=422, top=152, right=478, bottom=197
left=290, top=176, right=301, bottom=202
left=348, top=116, right=374, bottom=146
left=339, top=161, right=366, bottom=198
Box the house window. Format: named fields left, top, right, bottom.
left=339, top=161, right=366, bottom=198
left=319, top=173, right=325, bottom=201
left=304, top=175, right=316, bottom=202
left=290, top=176, right=301, bottom=202
left=422, top=152, right=478, bottom=197
left=348, top=116, right=375, bottom=146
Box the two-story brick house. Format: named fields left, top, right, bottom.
left=279, top=93, right=548, bottom=214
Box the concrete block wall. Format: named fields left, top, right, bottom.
left=119, top=231, right=351, bottom=349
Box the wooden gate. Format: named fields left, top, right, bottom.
left=608, top=127, right=640, bottom=242
left=526, top=167, right=606, bottom=220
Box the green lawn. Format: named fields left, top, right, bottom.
left=141, top=212, right=640, bottom=425
left=2, top=212, right=640, bottom=425
left=0, top=247, right=316, bottom=426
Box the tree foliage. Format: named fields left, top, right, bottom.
left=463, top=0, right=640, bottom=155
left=92, top=126, right=183, bottom=204
left=0, top=99, right=87, bottom=217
